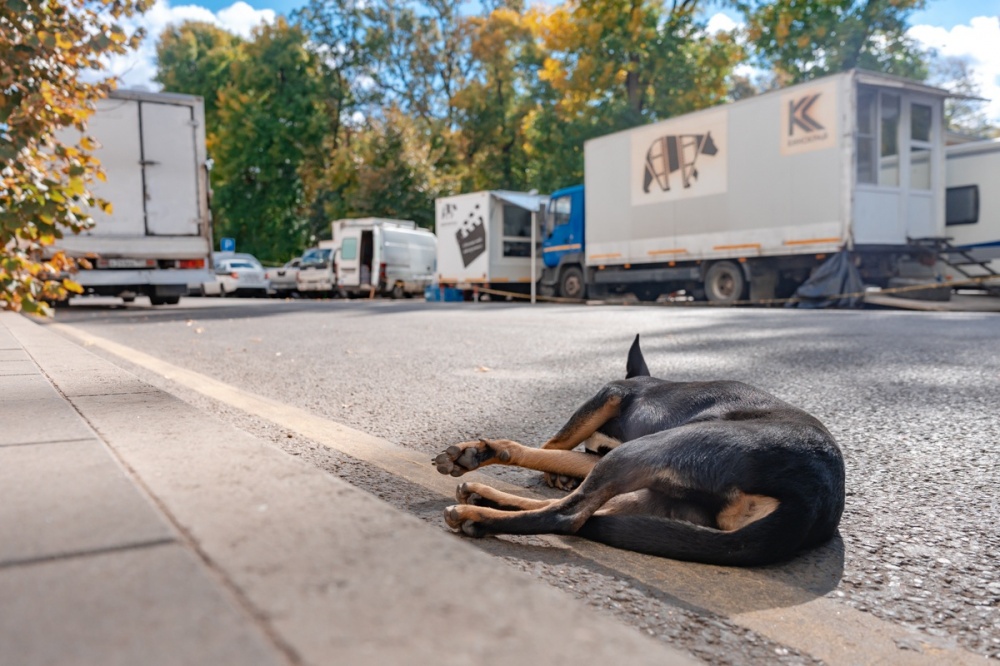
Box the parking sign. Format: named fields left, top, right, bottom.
left=220, top=237, right=236, bottom=252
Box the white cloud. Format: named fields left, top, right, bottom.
left=95, top=0, right=276, bottom=91
left=908, top=16, right=1000, bottom=123
left=705, top=12, right=739, bottom=35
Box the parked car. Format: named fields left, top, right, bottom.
left=205, top=255, right=268, bottom=297
left=266, top=257, right=302, bottom=297
left=296, top=247, right=337, bottom=297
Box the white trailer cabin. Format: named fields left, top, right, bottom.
left=435, top=191, right=547, bottom=292
left=580, top=70, right=951, bottom=301
left=945, top=138, right=1000, bottom=274
left=52, top=90, right=213, bottom=305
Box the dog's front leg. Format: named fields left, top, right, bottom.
left=433, top=438, right=598, bottom=478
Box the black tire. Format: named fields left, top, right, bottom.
left=150, top=295, right=181, bottom=306
left=559, top=266, right=585, bottom=299
left=704, top=261, right=746, bottom=304
left=391, top=283, right=405, bottom=299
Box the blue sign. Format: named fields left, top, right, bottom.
left=220, top=237, right=236, bottom=252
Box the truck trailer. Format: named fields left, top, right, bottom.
left=541, top=70, right=953, bottom=304
left=52, top=89, right=214, bottom=305
left=944, top=138, right=1000, bottom=275
left=435, top=191, right=548, bottom=294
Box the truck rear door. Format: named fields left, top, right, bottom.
left=142, top=101, right=201, bottom=236
left=84, top=98, right=146, bottom=236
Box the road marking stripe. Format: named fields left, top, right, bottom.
left=52, top=322, right=990, bottom=666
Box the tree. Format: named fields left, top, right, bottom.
left=740, top=0, right=928, bottom=83
left=312, top=107, right=458, bottom=230
left=154, top=22, right=244, bottom=133
left=210, top=19, right=328, bottom=263
left=452, top=6, right=541, bottom=191
left=927, top=54, right=997, bottom=138
left=1, top=0, right=149, bottom=314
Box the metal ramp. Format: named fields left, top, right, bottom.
left=910, top=237, right=1000, bottom=296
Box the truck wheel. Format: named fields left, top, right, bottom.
left=391, top=283, right=405, bottom=299
left=704, top=261, right=745, bottom=304
left=559, top=266, right=585, bottom=299
left=150, top=295, right=181, bottom=306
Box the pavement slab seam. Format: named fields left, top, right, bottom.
left=1, top=537, right=177, bottom=570
left=0, top=437, right=98, bottom=448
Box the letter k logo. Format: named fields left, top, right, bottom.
left=789, top=94, right=824, bottom=135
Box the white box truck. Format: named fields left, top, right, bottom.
left=296, top=218, right=436, bottom=298
left=52, top=89, right=213, bottom=305
left=540, top=70, right=953, bottom=303
left=944, top=138, right=1000, bottom=277
left=435, top=191, right=547, bottom=293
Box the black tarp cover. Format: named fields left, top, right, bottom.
left=788, top=251, right=864, bottom=308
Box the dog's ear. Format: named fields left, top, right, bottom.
left=626, top=334, right=650, bottom=378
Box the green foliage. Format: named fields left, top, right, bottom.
left=209, top=19, right=328, bottom=263
left=0, top=0, right=149, bottom=314
left=740, top=0, right=928, bottom=83
left=317, top=108, right=458, bottom=230
left=154, top=22, right=244, bottom=132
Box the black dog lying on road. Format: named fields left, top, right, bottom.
left=433, top=335, right=845, bottom=566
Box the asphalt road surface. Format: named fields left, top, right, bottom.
left=46, top=297, right=1000, bottom=664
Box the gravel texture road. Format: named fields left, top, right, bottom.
left=49, top=297, right=1000, bottom=663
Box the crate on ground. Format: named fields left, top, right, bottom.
left=424, top=285, right=464, bottom=302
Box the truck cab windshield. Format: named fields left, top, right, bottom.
left=301, top=248, right=332, bottom=268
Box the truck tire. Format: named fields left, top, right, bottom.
left=391, top=283, right=405, bottom=299
left=704, top=261, right=745, bottom=304
left=559, top=266, right=585, bottom=300
left=150, top=295, right=181, bottom=306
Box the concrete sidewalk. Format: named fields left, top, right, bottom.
left=0, top=312, right=697, bottom=666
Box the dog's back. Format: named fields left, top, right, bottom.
left=578, top=348, right=845, bottom=565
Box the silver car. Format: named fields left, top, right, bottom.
left=266, top=258, right=301, bottom=297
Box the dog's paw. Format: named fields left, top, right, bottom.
left=443, top=505, right=487, bottom=537
left=544, top=472, right=582, bottom=491
left=455, top=482, right=482, bottom=505
left=433, top=439, right=510, bottom=476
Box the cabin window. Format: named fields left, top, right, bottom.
left=341, top=237, right=358, bottom=261
left=856, top=88, right=877, bottom=185
left=910, top=103, right=933, bottom=190
left=946, top=185, right=979, bottom=226
left=879, top=93, right=900, bottom=187
left=857, top=88, right=905, bottom=187
left=502, top=204, right=532, bottom=257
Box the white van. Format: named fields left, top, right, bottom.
left=333, top=218, right=437, bottom=298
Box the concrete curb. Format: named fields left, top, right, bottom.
left=0, top=312, right=698, bottom=666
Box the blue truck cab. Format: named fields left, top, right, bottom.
left=540, top=184, right=587, bottom=298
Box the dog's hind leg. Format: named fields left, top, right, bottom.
left=443, top=442, right=665, bottom=538
left=455, top=482, right=556, bottom=511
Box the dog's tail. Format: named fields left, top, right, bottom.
left=575, top=504, right=817, bottom=567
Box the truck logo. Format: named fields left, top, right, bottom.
left=788, top=94, right=824, bottom=136
left=643, top=132, right=719, bottom=193
left=456, top=205, right=486, bottom=267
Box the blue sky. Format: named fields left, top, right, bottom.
left=107, top=0, right=1000, bottom=121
